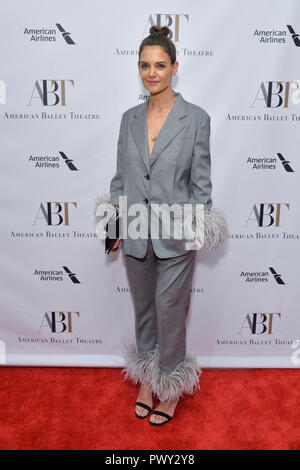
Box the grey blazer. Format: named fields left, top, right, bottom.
left=107, top=90, right=222, bottom=259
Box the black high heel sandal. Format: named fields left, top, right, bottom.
left=135, top=401, right=153, bottom=419
left=149, top=410, right=173, bottom=426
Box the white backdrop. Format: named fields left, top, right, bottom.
left=1, top=0, right=300, bottom=368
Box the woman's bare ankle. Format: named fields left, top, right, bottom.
left=140, top=381, right=151, bottom=391
left=135, top=382, right=153, bottom=417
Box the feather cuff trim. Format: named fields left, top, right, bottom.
left=121, top=343, right=202, bottom=402
left=204, top=207, right=229, bottom=250
left=121, top=343, right=159, bottom=385
left=94, top=193, right=119, bottom=239
left=184, top=206, right=229, bottom=251
left=149, top=353, right=202, bottom=403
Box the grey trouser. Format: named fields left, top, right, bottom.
left=122, top=237, right=202, bottom=403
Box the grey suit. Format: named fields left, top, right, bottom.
left=96, top=91, right=228, bottom=403
left=109, top=91, right=213, bottom=259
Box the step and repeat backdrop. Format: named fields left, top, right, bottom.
left=1, top=0, right=300, bottom=368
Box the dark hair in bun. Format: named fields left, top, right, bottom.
left=138, top=25, right=177, bottom=65
left=149, top=25, right=170, bottom=37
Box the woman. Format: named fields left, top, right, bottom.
left=95, top=25, right=228, bottom=425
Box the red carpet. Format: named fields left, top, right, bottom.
left=0, top=366, right=299, bottom=450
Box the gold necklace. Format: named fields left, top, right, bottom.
left=149, top=94, right=177, bottom=141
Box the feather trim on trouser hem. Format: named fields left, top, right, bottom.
left=149, top=353, right=202, bottom=403
left=121, top=342, right=160, bottom=385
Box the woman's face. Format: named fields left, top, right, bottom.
left=138, top=45, right=178, bottom=95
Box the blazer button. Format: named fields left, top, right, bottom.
left=144, top=198, right=149, bottom=204
left=144, top=174, right=150, bottom=180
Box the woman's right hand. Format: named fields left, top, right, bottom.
left=111, top=237, right=121, bottom=251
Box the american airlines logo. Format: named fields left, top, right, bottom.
left=63, top=266, right=80, bottom=283
left=247, top=152, right=295, bottom=172
left=277, top=153, right=294, bottom=172
left=55, top=24, right=75, bottom=45
left=268, top=267, right=285, bottom=285
left=29, top=151, right=79, bottom=170
left=59, top=151, right=78, bottom=170
left=34, top=266, right=81, bottom=283
left=24, top=24, right=75, bottom=45
left=287, top=25, right=300, bottom=47
left=240, top=267, right=286, bottom=284
left=253, top=24, right=300, bottom=47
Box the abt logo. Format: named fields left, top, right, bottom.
left=251, top=80, right=300, bottom=108
left=145, top=14, right=189, bottom=41
left=239, top=313, right=281, bottom=334
left=28, top=79, right=74, bottom=106
left=33, top=202, right=77, bottom=226
left=39, top=311, right=80, bottom=333
left=244, top=203, right=290, bottom=227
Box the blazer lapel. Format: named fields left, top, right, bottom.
left=129, top=102, right=150, bottom=172
left=129, top=91, right=187, bottom=172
